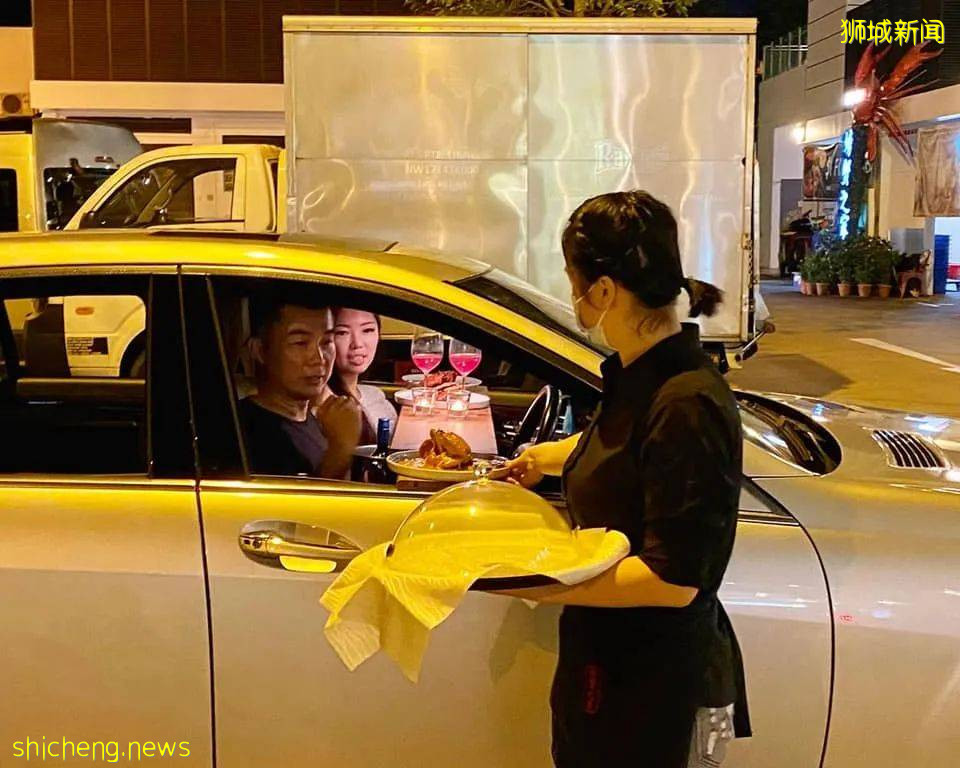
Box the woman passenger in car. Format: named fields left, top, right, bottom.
left=327, top=308, right=397, bottom=444
left=504, top=191, right=749, bottom=768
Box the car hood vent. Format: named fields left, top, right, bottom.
left=871, top=430, right=947, bottom=469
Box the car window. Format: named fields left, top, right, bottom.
left=0, top=168, right=18, bottom=232
left=0, top=282, right=148, bottom=474
left=81, top=157, right=237, bottom=229
left=43, top=166, right=116, bottom=230
left=207, top=277, right=571, bottom=485
left=456, top=269, right=605, bottom=355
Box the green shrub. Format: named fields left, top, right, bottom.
left=854, top=252, right=875, bottom=284
left=829, top=243, right=857, bottom=283
left=831, top=234, right=901, bottom=285
left=805, top=251, right=833, bottom=283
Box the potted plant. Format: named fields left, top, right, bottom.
left=829, top=242, right=856, bottom=297
left=854, top=252, right=874, bottom=297
left=808, top=251, right=833, bottom=295
left=873, top=245, right=898, bottom=298
left=799, top=257, right=812, bottom=295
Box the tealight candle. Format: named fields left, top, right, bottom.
left=447, top=390, right=470, bottom=418
left=412, top=387, right=436, bottom=416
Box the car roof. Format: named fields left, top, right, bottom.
left=0, top=230, right=491, bottom=284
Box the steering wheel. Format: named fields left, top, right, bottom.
left=511, top=385, right=562, bottom=456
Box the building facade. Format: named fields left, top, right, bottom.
left=29, top=0, right=407, bottom=147
left=759, top=0, right=960, bottom=278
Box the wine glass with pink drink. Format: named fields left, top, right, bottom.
left=448, top=338, right=482, bottom=392
left=410, top=328, right=444, bottom=385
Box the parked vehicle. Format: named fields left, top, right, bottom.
left=0, top=117, right=143, bottom=375
left=0, top=117, right=141, bottom=234
left=1, top=230, right=957, bottom=768
left=66, top=16, right=760, bottom=365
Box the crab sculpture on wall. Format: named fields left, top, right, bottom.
left=852, top=40, right=941, bottom=163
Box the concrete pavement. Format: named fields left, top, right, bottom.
left=729, top=280, right=960, bottom=418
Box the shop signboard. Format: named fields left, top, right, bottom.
left=914, top=125, right=960, bottom=216
left=802, top=143, right=841, bottom=201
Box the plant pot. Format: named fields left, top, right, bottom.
left=857, top=283, right=872, bottom=297
left=838, top=282, right=853, bottom=297
left=815, top=282, right=831, bottom=296
left=800, top=280, right=811, bottom=295
left=877, top=284, right=892, bottom=298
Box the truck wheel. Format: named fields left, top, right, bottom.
left=121, top=336, right=147, bottom=378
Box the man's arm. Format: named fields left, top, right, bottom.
left=316, top=395, right=363, bottom=479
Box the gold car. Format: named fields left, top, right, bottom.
left=4, top=232, right=958, bottom=768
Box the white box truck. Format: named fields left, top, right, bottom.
left=67, top=16, right=759, bottom=360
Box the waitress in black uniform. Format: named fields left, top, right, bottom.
left=504, top=191, right=750, bottom=767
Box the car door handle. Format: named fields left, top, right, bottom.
left=239, top=521, right=362, bottom=566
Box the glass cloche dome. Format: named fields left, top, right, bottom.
left=391, top=478, right=571, bottom=545
left=385, top=477, right=578, bottom=580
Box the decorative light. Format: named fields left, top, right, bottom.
left=791, top=123, right=806, bottom=144
left=843, top=88, right=866, bottom=108
left=836, top=129, right=855, bottom=240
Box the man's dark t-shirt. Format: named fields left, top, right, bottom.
left=239, top=398, right=328, bottom=477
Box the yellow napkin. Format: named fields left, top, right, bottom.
left=320, top=528, right=630, bottom=681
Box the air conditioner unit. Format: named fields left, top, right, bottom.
left=1, top=92, right=32, bottom=117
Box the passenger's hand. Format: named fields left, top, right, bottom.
left=505, top=446, right=546, bottom=489
left=316, top=394, right=362, bottom=450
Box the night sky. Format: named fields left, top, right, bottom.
left=692, top=0, right=808, bottom=47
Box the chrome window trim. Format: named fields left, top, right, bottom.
left=200, top=477, right=432, bottom=500
left=0, top=476, right=194, bottom=491
left=0, top=264, right=179, bottom=278
left=201, top=476, right=797, bottom=527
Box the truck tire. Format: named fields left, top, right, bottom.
left=121, top=335, right=147, bottom=378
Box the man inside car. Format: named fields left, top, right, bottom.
left=240, top=294, right=362, bottom=479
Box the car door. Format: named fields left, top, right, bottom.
left=0, top=271, right=212, bottom=765
left=185, top=270, right=830, bottom=768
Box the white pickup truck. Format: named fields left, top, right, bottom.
left=66, top=143, right=283, bottom=234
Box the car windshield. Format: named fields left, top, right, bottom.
left=43, top=167, right=115, bottom=230
left=455, top=268, right=605, bottom=354
left=737, top=394, right=841, bottom=475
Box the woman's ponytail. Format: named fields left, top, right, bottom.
left=684, top=278, right=723, bottom=318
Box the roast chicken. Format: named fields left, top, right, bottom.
left=418, top=429, right=473, bottom=470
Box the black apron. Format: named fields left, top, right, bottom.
left=554, top=325, right=750, bottom=768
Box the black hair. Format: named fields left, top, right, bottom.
left=562, top=190, right=722, bottom=318
left=249, top=286, right=331, bottom=340
left=327, top=308, right=382, bottom=398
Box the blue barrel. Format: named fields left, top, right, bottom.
left=934, top=235, right=949, bottom=295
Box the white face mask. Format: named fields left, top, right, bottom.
left=573, top=285, right=610, bottom=348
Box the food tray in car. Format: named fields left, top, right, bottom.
left=387, top=450, right=510, bottom=482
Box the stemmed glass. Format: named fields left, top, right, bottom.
left=410, top=327, right=444, bottom=384
left=448, top=338, right=482, bottom=392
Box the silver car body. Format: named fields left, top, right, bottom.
left=0, top=233, right=957, bottom=767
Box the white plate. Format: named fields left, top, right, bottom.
left=394, top=389, right=490, bottom=410
left=387, top=450, right=510, bottom=482
left=402, top=373, right=481, bottom=388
